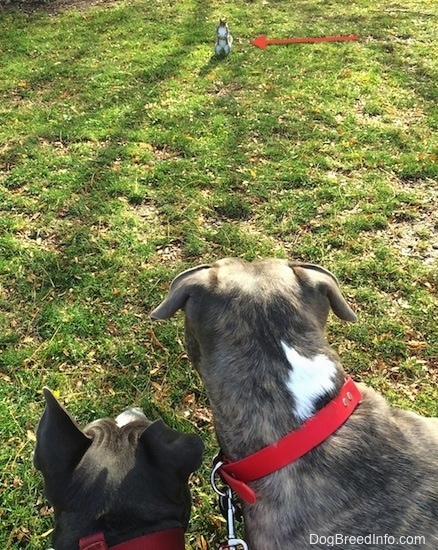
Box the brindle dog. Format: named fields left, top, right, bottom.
left=152, top=258, right=438, bottom=550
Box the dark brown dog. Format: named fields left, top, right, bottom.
left=34, top=389, right=204, bottom=550
left=152, top=257, right=438, bottom=550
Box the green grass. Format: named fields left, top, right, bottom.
left=1, top=0, right=437, bottom=547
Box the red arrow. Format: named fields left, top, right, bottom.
left=252, top=34, right=359, bottom=49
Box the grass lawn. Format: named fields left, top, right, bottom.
left=0, top=0, right=437, bottom=547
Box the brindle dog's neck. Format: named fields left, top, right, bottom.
left=196, top=336, right=346, bottom=461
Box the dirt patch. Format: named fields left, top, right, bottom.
left=127, top=201, right=184, bottom=264
left=381, top=178, right=438, bottom=266
left=128, top=201, right=161, bottom=224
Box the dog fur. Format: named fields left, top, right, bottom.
left=151, top=257, right=438, bottom=550
left=34, top=389, right=204, bottom=550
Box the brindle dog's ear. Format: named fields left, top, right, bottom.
left=290, top=262, right=357, bottom=323
left=150, top=264, right=211, bottom=320
left=140, top=420, right=204, bottom=480
left=34, top=388, right=92, bottom=506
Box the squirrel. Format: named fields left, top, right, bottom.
left=215, top=18, right=233, bottom=56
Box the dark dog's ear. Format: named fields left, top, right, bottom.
left=140, top=420, right=204, bottom=480
left=34, top=388, right=92, bottom=504
left=290, top=263, right=357, bottom=323
left=150, top=265, right=211, bottom=320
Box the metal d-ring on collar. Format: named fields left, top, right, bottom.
left=211, top=461, right=249, bottom=550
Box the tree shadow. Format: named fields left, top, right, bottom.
left=0, top=0, right=119, bottom=15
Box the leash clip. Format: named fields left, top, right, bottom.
left=218, top=486, right=248, bottom=550
left=212, top=464, right=248, bottom=550
left=211, top=460, right=227, bottom=498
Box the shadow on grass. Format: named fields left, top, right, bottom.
left=0, top=0, right=120, bottom=14
left=1, top=1, right=218, bottom=366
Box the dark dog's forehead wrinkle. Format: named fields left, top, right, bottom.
left=84, top=418, right=150, bottom=437
left=80, top=421, right=149, bottom=480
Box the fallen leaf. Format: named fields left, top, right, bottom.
left=183, top=393, right=196, bottom=405
left=13, top=477, right=22, bottom=488
left=13, top=526, right=31, bottom=543
left=39, top=528, right=54, bottom=539
left=196, top=534, right=208, bottom=550
left=39, top=505, right=54, bottom=517
left=407, top=340, right=427, bottom=350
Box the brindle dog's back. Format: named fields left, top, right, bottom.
left=152, top=258, right=438, bottom=549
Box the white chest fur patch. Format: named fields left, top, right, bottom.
left=281, top=341, right=337, bottom=422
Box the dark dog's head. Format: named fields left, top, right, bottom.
left=34, top=389, right=204, bottom=549
left=151, top=258, right=356, bottom=370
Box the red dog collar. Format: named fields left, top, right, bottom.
left=79, top=527, right=185, bottom=550
left=218, top=376, right=362, bottom=504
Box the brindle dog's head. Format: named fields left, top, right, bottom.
left=151, top=258, right=356, bottom=373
